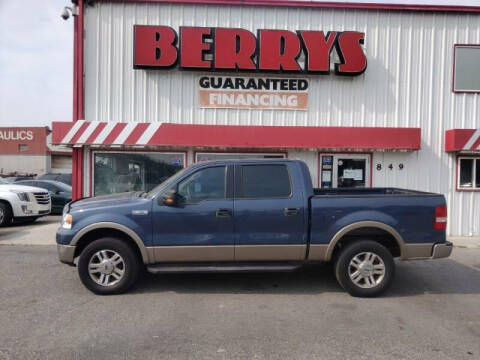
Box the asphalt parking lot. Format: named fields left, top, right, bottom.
left=0, top=220, right=480, bottom=360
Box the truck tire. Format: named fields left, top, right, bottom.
left=0, top=202, right=13, bottom=227
left=334, top=240, right=395, bottom=297
left=78, top=237, right=141, bottom=295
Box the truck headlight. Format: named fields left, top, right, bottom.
left=11, top=190, right=30, bottom=202
left=62, top=214, right=73, bottom=229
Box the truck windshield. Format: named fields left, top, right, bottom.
left=145, top=166, right=190, bottom=197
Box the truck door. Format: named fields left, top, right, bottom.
left=151, top=165, right=234, bottom=262
left=233, top=163, right=306, bottom=261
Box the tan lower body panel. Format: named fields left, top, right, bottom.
left=148, top=246, right=234, bottom=262
left=234, top=245, right=306, bottom=261
left=402, top=243, right=434, bottom=259
left=307, top=244, right=329, bottom=261
left=148, top=245, right=307, bottom=262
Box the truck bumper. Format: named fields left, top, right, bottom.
left=57, top=244, right=76, bottom=266
left=431, top=241, right=453, bottom=259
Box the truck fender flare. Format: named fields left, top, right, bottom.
left=326, top=221, right=406, bottom=261
left=71, top=222, right=151, bottom=264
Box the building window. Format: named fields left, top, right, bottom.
left=19, top=144, right=29, bottom=151
left=93, top=152, right=185, bottom=196
left=195, top=152, right=285, bottom=162
left=453, top=45, right=480, bottom=92
left=458, top=157, right=480, bottom=190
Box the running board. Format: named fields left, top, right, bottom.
left=146, top=262, right=302, bottom=274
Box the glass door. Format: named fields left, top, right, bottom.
left=320, top=154, right=370, bottom=188
left=333, top=155, right=369, bottom=188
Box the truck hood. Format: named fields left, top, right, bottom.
left=69, top=192, right=143, bottom=211
left=0, top=184, right=48, bottom=193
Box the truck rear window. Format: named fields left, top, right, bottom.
left=240, top=165, right=291, bottom=198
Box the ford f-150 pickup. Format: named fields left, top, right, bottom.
left=57, top=159, right=452, bottom=297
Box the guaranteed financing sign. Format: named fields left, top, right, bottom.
left=198, top=76, right=309, bottom=110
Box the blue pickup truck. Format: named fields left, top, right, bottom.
left=57, top=159, right=452, bottom=297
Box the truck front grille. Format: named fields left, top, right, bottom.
left=33, top=192, right=50, bottom=205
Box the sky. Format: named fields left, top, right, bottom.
left=0, top=0, right=478, bottom=128
left=0, top=0, right=72, bottom=128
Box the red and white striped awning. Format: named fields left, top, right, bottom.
left=445, top=129, right=480, bottom=152
left=52, top=121, right=421, bottom=150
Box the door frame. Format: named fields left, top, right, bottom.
left=318, top=152, right=373, bottom=188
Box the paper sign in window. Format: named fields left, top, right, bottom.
left=343, top=169, right=363, bottom=181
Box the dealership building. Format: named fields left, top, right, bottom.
left=52, top=0, right=480, bottom=236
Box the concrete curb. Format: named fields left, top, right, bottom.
left=448, top=237, right=480, bottom=249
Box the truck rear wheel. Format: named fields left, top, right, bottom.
left=0, top=202, right=13, bottom=227
left=78, top=238, right=140, bottom=295
left=334, top=240, right=395, bottom=297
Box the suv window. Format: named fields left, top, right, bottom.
left=37, top=182, right=56, bottom=191
left=240, top=165, right=291, bottom=198
left=57, top=174, right=72, bottom=186
left=17, top=180, right=37, bottom=187
left=177, top=166, right=226, bottom=204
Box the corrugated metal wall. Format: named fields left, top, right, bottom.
left=83, top=3, right=480, bottom=236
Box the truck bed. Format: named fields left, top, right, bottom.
left=313, top=187, right=437, bottom=197
left=309, top=187, right=446, bottom=247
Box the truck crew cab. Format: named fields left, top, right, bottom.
left=57, top=160, right=452, bottom=297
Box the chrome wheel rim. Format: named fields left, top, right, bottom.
left=88, top=250, right=125, bottom=287
left=348, top=252, right=385, bottom=289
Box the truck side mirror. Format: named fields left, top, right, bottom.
left=161, top=189, right=178, bottom=206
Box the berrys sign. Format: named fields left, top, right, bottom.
left=133, top=26, right=367, bottom=76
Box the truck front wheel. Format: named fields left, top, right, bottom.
left=78, top=238, right=140, bottom=295
left=334, top=240, right=395, bottom=297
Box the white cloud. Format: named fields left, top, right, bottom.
left=0, top=0, right=73, bottom=127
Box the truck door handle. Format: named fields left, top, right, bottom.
left=216, top=209, right=231, bottom=218
left=284, top=208, right=299, bottom=216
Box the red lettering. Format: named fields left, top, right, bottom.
left=214, top=28, right=256, bottom=70
left=132, top=26, right=367, bottom=76
left=298, top=31, right=337, bottom=73
left=335, top=32, right=367, bottom=75
left=258, top=30, right=301, bottom=71
left=180, top=27, right=212, bottom=69
left=134, top=26, right=177, bottom=68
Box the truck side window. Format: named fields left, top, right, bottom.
left=240, top=165, right=291, bottom=198
left=177, top=166, right=226, bottom=204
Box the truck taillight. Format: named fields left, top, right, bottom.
left=434, top=205, right=447, bottom=230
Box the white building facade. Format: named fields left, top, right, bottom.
left=53, top=0, right=480, bottom=236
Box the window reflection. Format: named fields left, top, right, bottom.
left=93, top=152, right=185, bottom=195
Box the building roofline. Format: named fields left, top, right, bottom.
left=91, top=0, right=480, bottom=14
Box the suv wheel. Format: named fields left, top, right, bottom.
left=335, top=240, right=395, bottom=297
left=0, top=202, right=13, bottom=227
left=78, top=238, right=140, bottom=295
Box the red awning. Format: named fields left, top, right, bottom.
left=52, top=121, right=421, bottom=150
left=445, top=129, right=480, bottom=152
